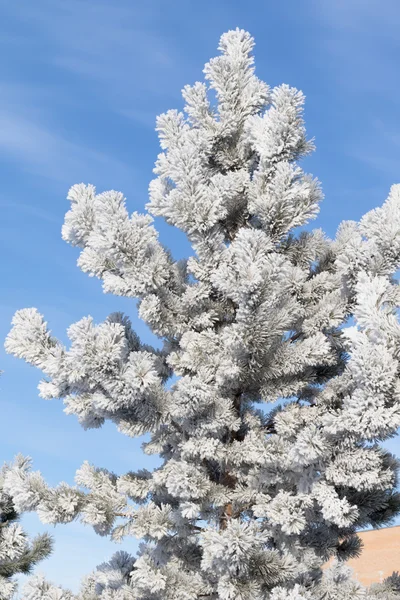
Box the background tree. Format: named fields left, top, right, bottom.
left=4, top=29, right=400, bottom=599
left=0, top=456, right=52, bottom=599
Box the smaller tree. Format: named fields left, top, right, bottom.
left=0, top=456, right=52, bottom=599
left=368, top=573, right=400, bottom=600
left=19, top=550, right=136, bottom=599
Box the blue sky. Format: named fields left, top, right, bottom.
left=1, top=0, right=400, bottom=593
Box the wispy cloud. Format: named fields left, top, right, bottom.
left=0, top=2, right=188, bottom=190
left=306, top=1, right=400, bottom=186
left=345, top=118, right=400, bottom=182
left=1, top=0, right=188, bottom=112
left=310, top=0, right=400, bottom=97
left=0, top=109, right=132, bottom=185
left=0, top=79, right=136, bottom=195
left=0, top=200, right=59, bottom=224
left=119, top=108, right=158, bottom=130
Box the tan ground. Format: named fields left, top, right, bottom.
left=331, top=526, right=400, bottom=585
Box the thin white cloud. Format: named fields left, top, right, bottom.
left=0, top=109, right=133, bottom=185
left=119, top=108, right=158, bottom=129
left=313, top=0, right=399, bottom=33
left=308, top=0, right=400, bottom=184
left=1, top=0, right=187, bottom=109
left=310, top=0, right=400, bottom=96
left=0, top=200, right=59, bottom=224
left=0, top=2, right=186, bottom=187
left=346, top=119, right=400, bottom=181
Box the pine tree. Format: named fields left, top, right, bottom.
left=0, top=457, right=52, bottom=599
left=4, top=29, right=400, bottom=599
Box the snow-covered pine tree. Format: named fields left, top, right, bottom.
left=0, top=457, right=52, bottom=599
left=4, top=29, right=400, bottom=599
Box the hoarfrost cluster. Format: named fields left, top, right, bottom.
left=0, top=457, right=52, bottom=599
